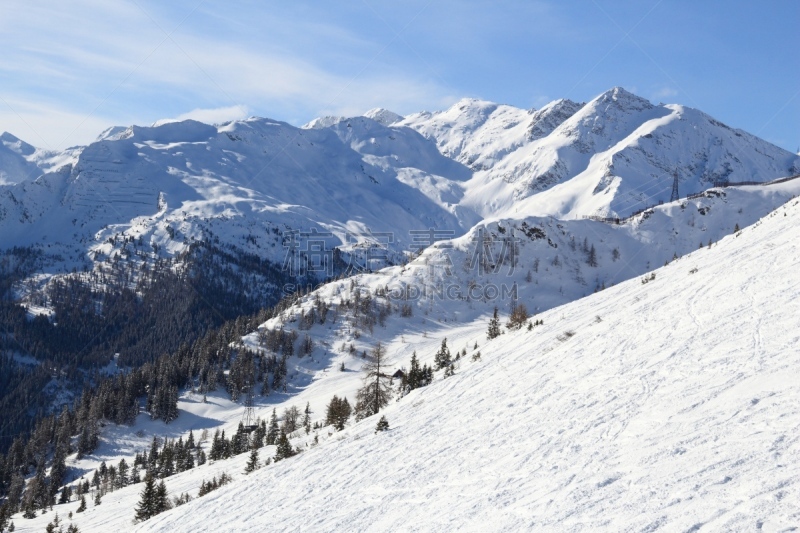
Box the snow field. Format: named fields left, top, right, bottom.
left=120, top=200, right=800, bottom=531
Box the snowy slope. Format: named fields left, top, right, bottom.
left=363, top=108, right=404, bottom=126
left=398, top=98, right=534, bottom=172
left=0, top=132, right=41, bottom=185
left=249, top=180, right=800, bottom=333
left=10, top=183, right=799, bottom=533
left=142, top=192, right=800, bottom=532
left=0, top=132, right=82, bottom=186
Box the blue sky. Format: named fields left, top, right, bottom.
left=0, top=0, right=796, bottom=151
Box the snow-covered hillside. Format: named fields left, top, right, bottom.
left=11, top=169, right=797, bottom=532
left=144, top=189, right=800, bottom=531
left=250, top=180, right=800, bottom=336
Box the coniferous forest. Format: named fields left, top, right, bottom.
left=0, top=237, right=323, bottom=521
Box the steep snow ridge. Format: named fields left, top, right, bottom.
left=399, top=98, right=532, bottom=171
left=95, top=126, right=130, bottom=142
left=0, top=132, right=72, bottom=185
left=460, top=88, right=799, bottom=219
left=134, top=187, right=800, bottom=532
left=1, top=131, right=36, bottom=157
left=362, top=108, right=404, bottom=126
left=526, top=98, right=584, bottom=141
left=327, top=116, right=470, bottom=181
left=256, top=180, right=800, bottom=343
left=324, top=117, right=478, bottom=229
left=468, top=88, right=673, bottom=208
left=301, top=115, right=347, bottom=129
left=0, top=133, right=41, bottom=185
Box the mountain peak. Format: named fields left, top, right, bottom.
left=302, top=115, right=347, bottom=129
left=0, top=131, right=20, bottom=143
left=0, top=131, right=36, bottom=156
left=590, top=86, right=654, bottom=112
left=95, top=126, right=129, bottom=142
left=448, top=97, right=498, bottom=113
left=363, top=108, right=404, bottom=126
left=527, top=98, right=585, bottom=141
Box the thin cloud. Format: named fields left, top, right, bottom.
left=0, top=1, right=457, bottom=149
left=0, top=98, right=119, bottom=150
left=652, top=87, right=678, bottom=101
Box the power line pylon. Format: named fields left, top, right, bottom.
left=241, top=380, right=257, bottom=432
left=670, top=171, right=680, bottom=202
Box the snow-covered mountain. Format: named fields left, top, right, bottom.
left=403, top=87, right=799, bottom=220
left=0, top=132, right=40, bottom=186
left=11, top=173, right=799, bottom=533
left=0, top=117, right=475, bottom=277
left=1, top=87, right=797, bottom=282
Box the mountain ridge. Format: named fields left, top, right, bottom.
left=0, top=86, right=797, bottom=283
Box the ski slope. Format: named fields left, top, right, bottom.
left=137, top=188, right=799, bottom=531
left=12, top=188, right=797, bottom=532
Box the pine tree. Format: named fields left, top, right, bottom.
left=433, top=338, right=451, bottom=370
left=244, top=448, right=260, bottom=474
left=155, top=480, right=169, bottom=514
left=209, top=429, right=223, bottom=460
left=117, top=458, right=129, bottom=487
left=406, top=351, right=422, bottom=391
left=375, top=415, right=389, bottom=432
left=302, top=402, right=311, bottom=435
left=22, top=502, right=36, bottom=519
left=147, top=437, right=159, bottom=471
left=587, top=244, right=598, bottom=267
left=159, top=442, right=175, bottom=477
left=134, top=475, right=157, bottom=522
left=251, top=421, right=265, bottom=449
left=50, top=447, right=67, bottom=497
left=28, top=461, right=49, bottom=511
left=487, top=307, right=501, bottom=339
left=232, top=423, right=248, bottom=455
left=266, top=409, right=279, bottom=446
left=325, top=396, right=351, bottom=431
left=354, top=342, right=393, bottom=420
left=274, top=430, right=295, bottom=462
